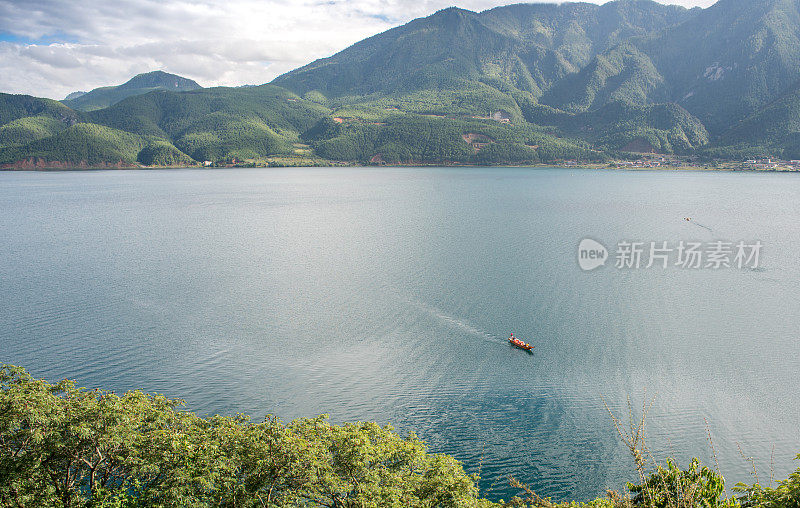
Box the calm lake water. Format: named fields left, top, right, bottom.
left=1, top=167, right=798, bottom=501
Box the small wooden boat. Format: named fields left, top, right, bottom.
left=508, top=335, right=534, bottom=351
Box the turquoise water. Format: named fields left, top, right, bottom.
left=1, top=167, right=798, bottom=501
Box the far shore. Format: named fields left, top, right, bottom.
left=2, top=162, right=799, bottom=173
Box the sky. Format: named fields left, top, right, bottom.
left=0, top=0, right=717, bottom=99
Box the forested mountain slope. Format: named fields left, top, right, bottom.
left=272, top=0, right=693, bottom=99
left=62, top=71, right=202, bottom=112
left=2, top=0, right=799, bottom=167
left=541, top=0, right=800, bottom=135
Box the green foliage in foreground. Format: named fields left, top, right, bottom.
left=0, top=365, right=494, bottom=508
left=1, top=365, right=798, bottom=508
left=734, top=468, right=800, bottom=508
left=627, top=459, right=727, bottom=508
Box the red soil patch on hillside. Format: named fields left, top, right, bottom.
left=621, top=138, right=659, bottom=154
left=1, top=158, right=138, bottom=170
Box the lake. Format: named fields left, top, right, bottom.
left=1, top=167, right=798, bottom=502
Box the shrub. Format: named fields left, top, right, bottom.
left=0, top=365, right=493, bottom=508
left=628, top=458, right=728, bottom=508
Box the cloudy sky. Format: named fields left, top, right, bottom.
left=0, top=0, right=716, bottom=99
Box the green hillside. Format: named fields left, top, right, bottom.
left=273, top=1, right=692, bottom=99
left=712, top=80, right=800, bottom=159
left=267, top=0, right=711, bottom=161
left=0, top=115, right=70, bottom=148
left=0, top=85, right=335, bottom=166
left=560, top=102, right=709, bottom=153
left=86, top=85, right=330, bottom=162
left=0, top=123, right=149, bottom=165
left=302, top=114, right=601, bottom=165
left=0, top=94, right=78, bottom=126
left=3, top=0, right=800, bottom=167
left=62, top=71, right=202, bottom=112
left=541, top=0, right=800, bottom=135
left=539, top=43, right=668, bottom=113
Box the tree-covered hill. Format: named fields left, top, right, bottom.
left=0, top=94, right=79, bottom=151
left=540, top=0, right=800, bottom=135
left=540, top=101, right=711, bottom=154
left=270, top=0, right=796, bottom=158
left=0, top=86, right=332, bottom=166
left=0, top=94, right=78, bottom=127
left=272, top=0, right=693, bottom=100
left=2, top=0, right=800, bottom=167
left=0, top=83, right=708, bottom=167
left=62, top=71, right=202, bottom=112
left=85, top=85, right=330, bottom=162
left=0, top=123, right=151, bottom=166
left=712, top=79, right=800, bottom=159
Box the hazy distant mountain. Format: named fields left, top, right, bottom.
left=63, top=91, right=87, bottom=101
left=2, top=0, right=800, bottom=167
left=62, top=71, right=202, bottom=112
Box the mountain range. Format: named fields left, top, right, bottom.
left=2, top=0, right=799, bottom=168
left=62, top=71, right=202, bottom=112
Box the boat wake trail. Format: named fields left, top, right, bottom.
left=688, top=219, right=713, bottom=232
left=406, top=299, right=498, bottom=343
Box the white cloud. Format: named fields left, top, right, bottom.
left=0, top=0, right=717, bottom=99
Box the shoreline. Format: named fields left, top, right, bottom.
left=2, top=162, right=799, bottom=173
